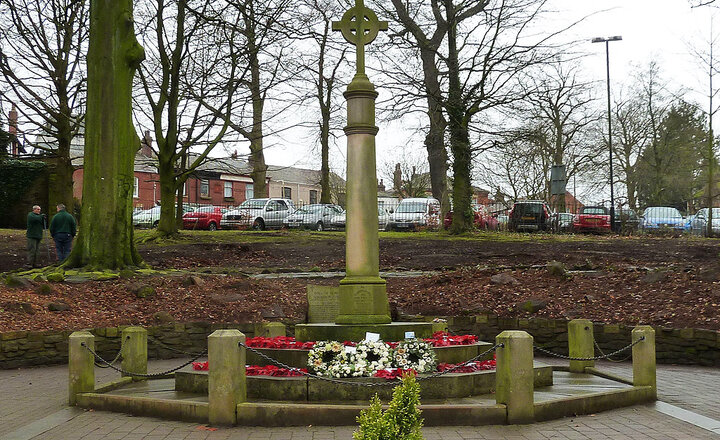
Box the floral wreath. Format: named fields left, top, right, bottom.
left=351, top=340, right=393, bottom=377
left=307, top=341, right=353, bottom=377
left=393, top=339, right=437, bottom=373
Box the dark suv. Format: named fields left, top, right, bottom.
left=508, top=200, right=552, bottom=232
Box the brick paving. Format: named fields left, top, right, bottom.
left=1, top=358, right=719, bottom=440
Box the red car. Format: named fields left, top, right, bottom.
left=182, top=206, right=227, bottom=231
left=444, top=204, right=493, bottom=229
left=573, top=206, right=610, bottom=233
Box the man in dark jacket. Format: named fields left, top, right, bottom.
left=50, top=203, right=77, bottom=262
left=26, top=205, right=45, bottom=267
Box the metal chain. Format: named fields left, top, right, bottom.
left=95, top=349, right=122, bottom=369
left=148, top=336, right=205, bottom=357
left=239, top=341, right=502, bottom=387
left=81, top=343, right=207, bottom=378
left=593, top=339, right=634, bottom=363
left=533, top=336, right=645, bottom=361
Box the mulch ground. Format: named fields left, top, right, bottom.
left=1, top=231, right=719, bottom=332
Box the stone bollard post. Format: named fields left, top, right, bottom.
left=257, top=322, right=285, bottom=338
left=208, top=329, right=246, bottom=426
left=495, top=330, right=534, bottom=424
left=121, top=327, right=147, bottom=378
left=568, top=319, right=594, bottom=373
left=431, top=319, right=449, bottom=334
left=632, top=325, right=656, bottom=399
left=68, top=331, right=95, bottom=405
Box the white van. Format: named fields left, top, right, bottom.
left=387, top=197, right=440, bottom=231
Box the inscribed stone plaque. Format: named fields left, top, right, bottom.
left=307, top=285, right=340, bottom=323
left=353, top=289, right=372, bottom=314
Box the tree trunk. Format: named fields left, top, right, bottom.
left=65, top=0, right=145, bottom=269
left=445, top=0, right=473, bottom=234
left=157, top=153, right=178, bottom=234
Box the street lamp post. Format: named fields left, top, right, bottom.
left=592, top=35, right=622, bottom=232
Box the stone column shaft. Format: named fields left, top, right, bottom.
left=69, top=331, right=95, bottom=405
left=335, top=76, right=390, bottom=325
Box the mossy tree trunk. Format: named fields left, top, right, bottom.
left=65, top=0, right=145, bottom=269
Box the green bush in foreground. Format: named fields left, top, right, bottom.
left=353, top=374, right=424, bottom=440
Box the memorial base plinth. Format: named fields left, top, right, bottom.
left=294, top=322, right=434, bottom=342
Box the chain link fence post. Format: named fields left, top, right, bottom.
left=568, top=319, right=594, bottom=373
left=208, top=330, right=246, bottom=426
left=632, top=326, right=656, bottom=399
left=121, top=327, right=147, bottom=378
left=496, top=331, right=534, bottom=424
left=68, top=331, right=95, bottom=405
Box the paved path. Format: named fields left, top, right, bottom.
left=1, top=358, right=719, bottom=440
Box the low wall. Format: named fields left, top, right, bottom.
left=1, top=316, right=718, bottom=369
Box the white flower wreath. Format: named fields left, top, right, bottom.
left=352, top=340, right=393, bottom=377
left=307, top=341, right=348, bottom=377
left=393, top=339, right=437, bottom=373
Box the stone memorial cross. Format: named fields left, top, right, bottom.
left=331, top=0, right=390, bottom=325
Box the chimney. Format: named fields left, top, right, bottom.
left=393, top=163, right=402, bottom=192
left=377, top=178, right=385, bottom=192
left=231, top=149, right=237, bottom=159
left=8, top=104, right=22, bottom=156
left=140, top=130, right=153, bottom=157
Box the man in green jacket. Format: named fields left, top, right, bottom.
left=26, top=205, right=45, bottom=267
left=50, top=203, right=77, bottom=262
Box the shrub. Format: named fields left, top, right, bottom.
left=353, top=374, right=424, bottom=440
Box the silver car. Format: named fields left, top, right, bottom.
left=690, top=207, right=720, bottom=237
left=283, top=204, right=344, bottom=231
left=220, top=198, right=295, bottom=230
left=328, top=206, right=391, bottom=231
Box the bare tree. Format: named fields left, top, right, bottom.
left=0, top=0, right=88, bottom=210
left=288, top=0, right=348, bottom=204
left=376, top=0, right=451, bottom=214
left=135, top=0, right=240, bottom=236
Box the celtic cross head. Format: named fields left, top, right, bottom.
left=332, top=0, right=388, bottom=74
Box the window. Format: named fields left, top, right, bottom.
left=133, top=177, right=139, bottom=198
left=245, top=183, right=254, bottom=200
left=309, top=190, right=318, bottom=204
left=200, top=179, right=210, bottom=198
left=224, top=181, right=233, bottom=198
left=282, top=186, right=292, bottom=199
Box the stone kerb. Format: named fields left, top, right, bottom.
left=632, top=325, right=656, bottom=399
left=495, top=330, right=534, bottom=424
left=68, top=330, right=95, bottom=405
left=208, top=329, right=246, bottom=426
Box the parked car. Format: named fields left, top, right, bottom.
left=443, top=204, right=484, bottom=229
left=689, top=207, right=720, bottom=237
left=614, top=208, right=641, bottom=234
left=387, top=197, right=440, bottom=231
left=220, top=198, right=295, bottom=230
left=573, top=206, right=611, bottom=234
left=328, top=205, right=391, bottom=231
left=182, top=206, right=228, bottom=231
left=551, top=212, right=575, bottom=233
left=283, top=204, right=344, bottom=231
left=133, top=205, right=194, bottom=228
left=508, top=200, right=552, bottom=232
left=641, top=206, right=684, bottom=232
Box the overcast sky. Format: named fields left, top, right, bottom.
left=266, top=0, right=718, bottom=177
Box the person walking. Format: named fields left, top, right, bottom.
left=49, top=203, right=77, bottom=262
left=26, top=205, right=45, bottom=268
